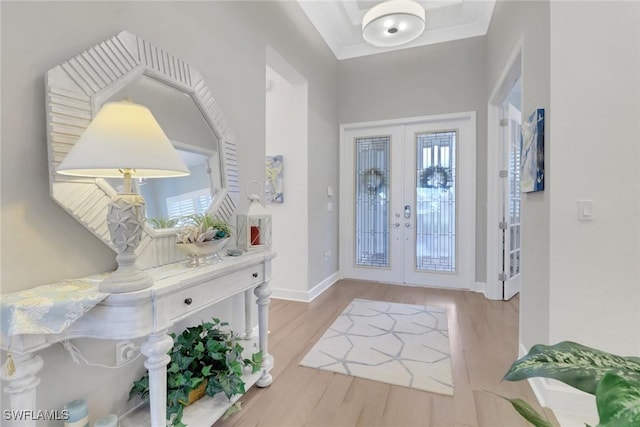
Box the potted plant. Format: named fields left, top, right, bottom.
left=501, top=341, right=640, bottom=426
left=175, top=214, right=233, bottom=266
left=148, top=216, right=181, bottom=229
left=129, top=318, right=262, bottom=427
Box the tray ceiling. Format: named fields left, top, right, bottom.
left=297, top=0, right=496, bottom=60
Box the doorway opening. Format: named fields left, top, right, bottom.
left=266, top=47, right=309, bottom=299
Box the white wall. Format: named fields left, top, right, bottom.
left=0, top=1, right=338, bottom=421
left=488, top=0, right=640, bottom=419
left=548, top=1, right=640, bottom=354
left=337, top=37, right=489, bottom=283
left=266, top=62, right=310, bottom=299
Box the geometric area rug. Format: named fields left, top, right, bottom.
left=299, top=298, right=453, bottom=396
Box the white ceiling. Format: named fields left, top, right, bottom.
left=296, top=0, right=496, bottom=60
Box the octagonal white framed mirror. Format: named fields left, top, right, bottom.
left=46, top=31, right=239, bottom=268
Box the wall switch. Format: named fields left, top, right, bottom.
left=327, top=202, right=333, bottom=211
left=327, top=186, right=334, bottom=197
left=578, top=200, right=594, bottom=221
left=324, top=250, right=331, bottom=260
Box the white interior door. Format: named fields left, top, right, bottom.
left=341, top=125, right=404, bottom=283
left=501, top=103, right=522, bottom=299
left=340, top=113, right=476, bottom=290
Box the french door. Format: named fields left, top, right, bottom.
left=340, top=113, right=476, bottom=289
left=501, top=103, right=522, bottom=299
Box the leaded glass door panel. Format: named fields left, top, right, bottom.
left=414, top=130, right=457, bottom=273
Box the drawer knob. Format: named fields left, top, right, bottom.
left=184, top=298, right=193, bottom=305
left=252, top=272, right=259, bottom=278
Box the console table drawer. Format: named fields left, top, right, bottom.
left=168, top=267, right=264, bottom=320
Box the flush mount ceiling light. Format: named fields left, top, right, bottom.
left=362, top=0, right=426, bottom=48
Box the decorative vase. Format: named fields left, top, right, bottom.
left=176, top=238, right=230, bottom=267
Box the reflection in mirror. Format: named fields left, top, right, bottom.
left=102, top=75, right=223, bottom=230
left=140, top=146, right=218, bottom=228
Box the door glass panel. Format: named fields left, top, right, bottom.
left=355, top=136, right=390, bottom=268
left=415, top=131, right=456, bottom=272
left=509, top=118, right=522, bottom=278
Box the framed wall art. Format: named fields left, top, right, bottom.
left=265, top=155, right=284, bottom=203
left=521, top=108, right=545, bottom=193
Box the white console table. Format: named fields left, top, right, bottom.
left=0, top=250, right=276, bottom=427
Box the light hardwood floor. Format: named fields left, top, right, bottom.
left=215, top=280, right=558, bottom=427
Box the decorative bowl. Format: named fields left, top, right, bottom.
left=227, top=249, right=243, bottom=257
left=176, top=238, right=231, bottom=267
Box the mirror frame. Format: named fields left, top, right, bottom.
left=45, top=31, right=239, bottom=268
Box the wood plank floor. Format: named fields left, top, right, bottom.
left=215, top=280, right=558, bottom=427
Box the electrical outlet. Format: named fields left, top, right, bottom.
left=116, top=342, right=135, bottom=366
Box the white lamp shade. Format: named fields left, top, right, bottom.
left=57, top=101, right=190, bottom=178
left=362, top=0, right=426, bottom=48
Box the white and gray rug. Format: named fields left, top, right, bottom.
left=300, top=298, right=453, bottom=395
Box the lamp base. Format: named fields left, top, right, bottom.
left=101, top=193, right=152, bottom=294
left=100, top=269, right=153, bottom=293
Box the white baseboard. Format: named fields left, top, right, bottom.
left=269, top=288, right=311, bottom=302
left=472, top=281, right=486, bottom=295
left=271, top=272, right=339, bottom=303
left=518, top=342, right=598, bottom=425
left=308, top=272, right=339, bottom=301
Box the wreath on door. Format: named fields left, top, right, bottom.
left=363, top=168, right=385, bottom=196
left=419, top=166, right=449, bottom=189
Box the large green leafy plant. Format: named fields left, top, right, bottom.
left=502, top=341, right=640, bottom=427
left=129, top=318, right=262, bottom=427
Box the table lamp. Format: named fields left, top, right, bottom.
left=57, top=101, right=190, bottom=293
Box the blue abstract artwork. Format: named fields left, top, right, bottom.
left=521, top=108, right=544, bottom=193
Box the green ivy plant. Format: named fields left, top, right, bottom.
left=502, top=341, right=640, bottom=427
left=129, top=318, right=262, bottom=427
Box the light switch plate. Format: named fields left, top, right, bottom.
left=578, top=200, right=594, bottom=221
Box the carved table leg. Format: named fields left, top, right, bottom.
left=1, top=352, right=44, bottom=427
left=141, top=332, right=173, bottom=427
left=254, top=282, right=273, bottom=387
left=243, top=289, right=254, bottom=340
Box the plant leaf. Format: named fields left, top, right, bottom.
left=252, top=351, right=263, bottom=372
left=191, top=377, right=204, bottom=389
left=219, top=373, right=245, bottom=399
left=201, top=364, right=212, bottom=377
left=500, top=396, right=554, bottom=427
left=206, top=377, right=223, bottom=396
left=504, top=341, right=640, bottom=394
left=596, top=372, right=640, bottom=427
left=222, top=402, right=243, bottom=421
